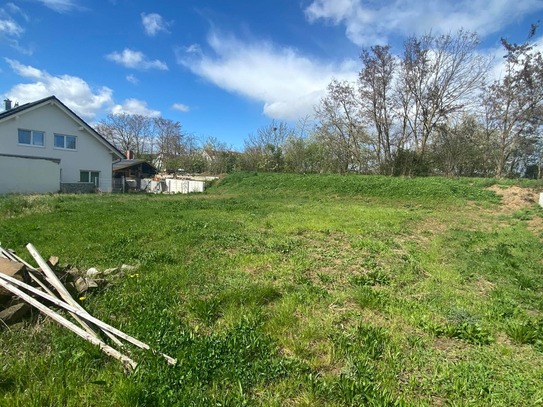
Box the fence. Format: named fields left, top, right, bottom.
left=112, top=177, right=205, bottom=194
left=165, top=179, right=205, bottom=193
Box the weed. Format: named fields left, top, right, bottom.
left=126, top=316, right=297, bottom=406
left=350, top=269, right=390, bottom=286
left=324, top=324, right=405, bottom=405
left=430, top=321, right=494, bottom=346
left=353, top=286, right=386, bottom=310
left=188, top=297, right=222, bottom=324
left=507, top=319, right=543, bottom=348
left=418, top=311, right=494, bottom=346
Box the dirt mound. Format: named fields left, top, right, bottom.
left=486, top=185, right=538, bottom=212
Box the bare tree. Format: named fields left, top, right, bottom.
left=274, top=116, right=319, bottom=173
left=153, top=117, right=184, bottom=168
left=314, top=80, right=371, bottom=173
left=313, top=30, right=488, bottom=176
left=397, top=30, right=488, bottom=158
left=359, top=45, right=396, bottom=171
left=282, top=135, right=306, bottom=173
left=482, top=24, right=543, bottom=178
left=243, top=121, right=292, bottom=172
left=96, top=113, right=153, bottom=158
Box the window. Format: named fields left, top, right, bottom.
left=54, top=134, right=77, bottom=150
left=18, top=129, right=44, bottom=146
left=80, top=171, right=100, bottom=186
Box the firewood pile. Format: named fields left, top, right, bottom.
left=0, top=243, right=176, bottom=370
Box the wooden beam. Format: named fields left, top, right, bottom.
left=0, top=277, right=136, bottom=369
left=27, top=269, right=58, bottom=298
left=25, top=244, right=124, bottom=347
left=0, top=272, right=177, bottom=366
left=1, top=246, right=119, bottom=342
left=26, top=243, right=100, bottom=338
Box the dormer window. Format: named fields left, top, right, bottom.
left=54, top=134, right=77, bottom=150
left=18, top=129, right=45, bottom=146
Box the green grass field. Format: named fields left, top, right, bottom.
left=1, top=172, right=543, bottom=406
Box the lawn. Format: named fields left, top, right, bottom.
left=1, top=172, right=543, bottom=406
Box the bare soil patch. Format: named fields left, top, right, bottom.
left=486, top=185, right=538, bottom=212
left=487, top=185, right=543, bottom=238
left=472, top=276, right=496, bottom=297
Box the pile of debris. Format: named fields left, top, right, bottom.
left=0, top=243, right=175, bottom=370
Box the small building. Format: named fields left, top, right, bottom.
left=0, top=96, right=123, bottom=194
left=112, top=158, right=159, bottom=192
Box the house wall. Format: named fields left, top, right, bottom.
left=0, top=155, right=60, bottom=194
left=0, top=103, right=115, bottom=192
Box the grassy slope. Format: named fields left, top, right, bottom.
left=1, top=173, right=543, bottom=406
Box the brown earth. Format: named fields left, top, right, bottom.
left=487, top=185, right=543, bottom=238
left=486, top=185, right=538, bottom=212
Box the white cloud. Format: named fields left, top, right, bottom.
left=38, top=0, right=81, bottom=13
left=106, top=48, right=168, bottom=70
left=0, top=18, right=23, bottom=36
left=141, top=12, right=170, bottom=36
left=126, top=74, right=139, bottom=84
left=111, top=99, right=161, bottom=117
left=0, top=4, right=32, bottom=54
left=486, top=34, right=543, bottom=83
left=5, top=58, right=113, bottom=120
left=5, top=2, right=29, bottom=20
left=177, top=31, right=357, bottom=121
left=185, top=44, right=201, bottom=54
left=305, top=0, right=543, bottom=46
left=1, top=3, right=25, bottom=37
left=172, top=103, right=190, bottom=112
left=6, top=58, right=42, bottom=78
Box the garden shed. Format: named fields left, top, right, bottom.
left=112, top=159, right=159, bottom=192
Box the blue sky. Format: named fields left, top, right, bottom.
left=1, top=0, right=543, bottom=150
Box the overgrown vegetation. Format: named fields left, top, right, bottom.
left=1, top=173, right=543, bottom=405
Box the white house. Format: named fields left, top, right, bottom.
left=0, top=96, right=123, bottom=194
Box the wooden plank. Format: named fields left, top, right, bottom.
left=26, top=243, right=100, bottom=338
left=0, top=277, right=137, bottom=369
left=0, top=248, right=39, bottom=272
left=27, top=269, right=58, bottom=298
left=0, top=257, right=25, bottom=298
left=25, top=244, right=124, bottom=347
left=0, top=247, right=19, bottom=263
left=0, top=271, right=177, bottom=366
left=4, top=244, right=122, bottom=348
left=0, top=246, right=57, bottom=298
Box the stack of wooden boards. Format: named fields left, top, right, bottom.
left=0, top=243, right=176, bottom=370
